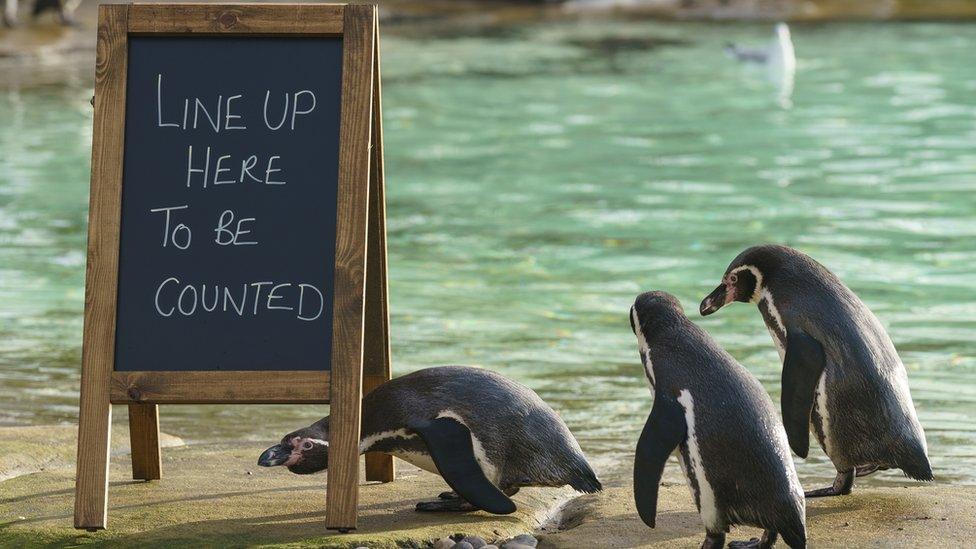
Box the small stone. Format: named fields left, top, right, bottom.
left=461, top=536, right=486, bottom=549
left=433, top=538, right=456, bottom=549
left=512, top=534, right=538, bottom=547
left=502, top=544, right=532, bottom=549
left=455, top=543, right=475, bottom=549
left=245, top=471, right=252, bottom=475
left=483, top=546, right=499, bottom=549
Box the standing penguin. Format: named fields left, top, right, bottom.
left=258, top=366, right=601, bottom=514
left=630, top=291, right=806, bottom=549
left=700, top=245, right=933, bottom=497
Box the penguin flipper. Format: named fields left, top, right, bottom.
left=411, top=416, right=517, bottom=515
left=782, top=331, right=826, bottom=458
left=634, top=395, right=686, bottom=528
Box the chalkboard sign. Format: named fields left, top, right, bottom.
left=75, top=3, right=393, bottom=533
left=115, top=36, right=343, bottom=372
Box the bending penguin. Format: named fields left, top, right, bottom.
left=258, top=365, right=601, bottom=514
left=700, top=245, right=933, bottom=497
left=630, top=291, right=806, bottom=549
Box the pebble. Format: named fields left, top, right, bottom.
left=483, top=546, right=499, bottom=549
left=461, top=536, right=487, bottom=548
left=433, top=538, right=456, bottom=549
left=512, top=534, right=538, bottom=547
left=455, top=543, right=475, bottom=549
left=501, top=544, right=533, bottom=549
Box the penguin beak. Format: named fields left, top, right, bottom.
left=257, top=443, right=289, bottom=467
left=700, top=284, right=728, bottom=316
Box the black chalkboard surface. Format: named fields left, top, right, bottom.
left=114, top=36, right=344, bottom=371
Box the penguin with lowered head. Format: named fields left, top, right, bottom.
left=630, top=291, right=806, bottom=549
left=258, top=365, right=601, bottom=514
left=700, top=244, right=933, bottom=496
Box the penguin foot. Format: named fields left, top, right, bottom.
left=727, top=529, right=777, bottom=549
left=437, top=491, right=459, bottom=500
left=700, top=532, right=725, bottom=549
left=415, top=498, right=477, bottom=513
left=805, top=469, right=854, bottom=498
left=855, top=464, right=887, bottom=477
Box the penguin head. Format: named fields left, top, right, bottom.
left=630, top=290, right=685, bottom=343
left=258, top=427, right=330, bottom=474
left=700, top=245, right=787, bottom=315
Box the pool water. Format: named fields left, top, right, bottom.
left=1, top=19, right=974, bottom=485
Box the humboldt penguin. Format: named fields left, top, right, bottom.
left=258, top=365, right=602, bottom=514
left=630, top=291, right=806, bottom=549
left=700, top=244, right=933, bottom=497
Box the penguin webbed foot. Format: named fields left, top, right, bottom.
left=415, top=497, right=477, bottom=513
left=804, top=469, right=854, bottom=498
left=855, top=464, right=886, bottom=477
left=727, top=530, right=778, bottom=549
left=700, top=532, right=725, bottom=549
left=437, top=490, right=459, bottom=500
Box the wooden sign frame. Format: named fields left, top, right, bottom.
left=75, top=3, right=393, bottom=532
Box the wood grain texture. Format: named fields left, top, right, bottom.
left=127, top=3, right=344, bottom=35
left=363, top=22, right=395, bottom=484
left=111, top=371, right=358, bottom=404
left=127, top=404, right=161, bottom=480
left=326, top=3, right=376, bottom=531
left=75, top=3, right=129, bottom=530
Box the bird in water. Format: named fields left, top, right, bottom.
left=701, top=245, right=933, bottom=498
left=2, top=0, right=77, bottom=27
left=258, top=366, right=602, bottom=514
left=725, top=22, right=796, bottom=107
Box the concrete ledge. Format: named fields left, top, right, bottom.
left=0, top=440, right=567, bottom=548
left=0, top=424, right=184, bottom=482
left=539, top=481, right=976, bottom=548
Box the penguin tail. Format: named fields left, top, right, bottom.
left=893, top=433, right=934, bottom=482
left=900, top=458, right=934, bottom=482
left=776, top=509, right=807, bottom=549
left=567, top=461, right=603, bottom=493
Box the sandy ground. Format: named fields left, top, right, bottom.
left=1, top=425, right=974, bottom=548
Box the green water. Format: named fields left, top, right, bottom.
left=1, top=20, right=974, bottom=485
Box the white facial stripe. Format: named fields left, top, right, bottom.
left=676, top=390, right=719, bottom=531
left=436, top=410, right=499, bottom=483
left=757, top=288, right=786, bottom=344
left=358, top=428, right=412, bottom=454
left=307, top=438, right=329, bottom=447
left=632, top=308, right=656, bottom=388
left=730, top=264, right=764, bottom=303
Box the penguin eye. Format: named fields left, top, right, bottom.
left=301, top=441, right=313, bottom=451
left=729, top=273, right=738, bottom=284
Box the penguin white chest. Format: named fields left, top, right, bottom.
left=812, top=370, right=833, bottom=457
left=392, top=451, right=439, bottom=474
left=675, top=390, right=720, bottom=531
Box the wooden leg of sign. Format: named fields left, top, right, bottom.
left=128, top=404, right=161, bottom=480
left=75, top=4, right=128, bottom=530
left=363, top=18, right=395, bottom=485
left=74, top=391, right=112, bottom=530
left=326, top=4, right=377, bottom=532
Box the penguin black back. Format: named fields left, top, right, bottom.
left=259, top=366, right=601, bottom=515
left=631, top=291, right=806, bottom=548
left=701, top=245, right=932, bottom=497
